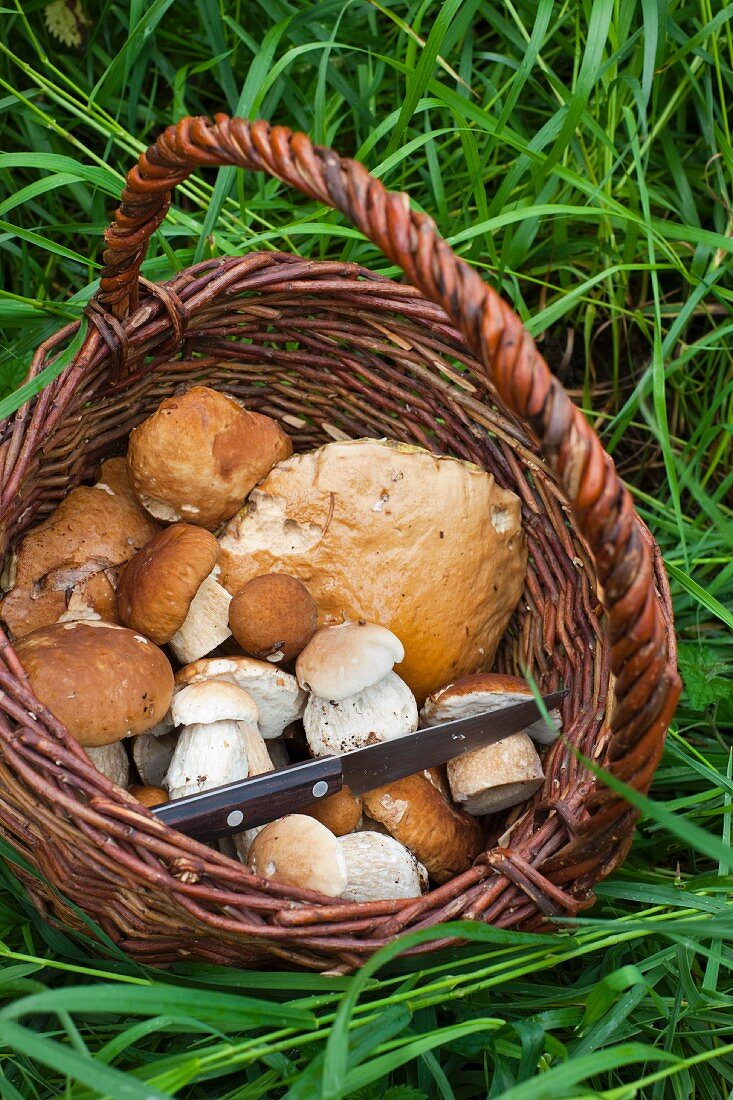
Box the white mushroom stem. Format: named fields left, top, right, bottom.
left=170, top=568, right=232, bottom=664
left=304, top=671, right=418, bottom=756
left=132, top=731, right=177, bottom=788
left=339, top=832, right=428, bottom=902
left=266, top=738, right=291, bottom=770
left=57, top=586, right=103, bottom=623
left=447, top=731, right=544, bottom=815
left=233, top=724, right=274, bottom=862
left=165, top=719, right=251, bottom=800
left=242, top=723, right=274, bottom=776
left=84, top=742, right=129, bottom=788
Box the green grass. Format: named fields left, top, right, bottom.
left=1, top=0, right=732, bottom=1096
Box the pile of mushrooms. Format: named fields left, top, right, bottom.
left=2, top=383, right=564, bottom=905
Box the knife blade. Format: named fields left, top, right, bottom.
left=151, top=689, right=566, bottom=840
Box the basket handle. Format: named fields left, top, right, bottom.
left=98, top=115, right=680, bottom=872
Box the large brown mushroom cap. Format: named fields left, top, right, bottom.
left=117, top=524, right=219, bottom=644
left=362, top=768, right=484, bottom=884
left=219, top=439, right=527, bottom=704
left=127, top=386, right=293, bottom=529
left=14, top=621, right=174, bottom=747
left=0, top=460, right=160, bottom=639
left=229, top=573, right=317, bottom=662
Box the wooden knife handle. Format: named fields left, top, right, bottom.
left=151, top=756, right=344, bottom=840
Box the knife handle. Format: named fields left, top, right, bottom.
left=151, top=756, right=344, bottom=841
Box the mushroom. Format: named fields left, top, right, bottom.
left=117, top=524, right=232, bottom=665
left=362, top=768, right=484, bottom=884
left=266, top=739, right=291, bottom=770
left=232, top=715, right=276, bottom=862
left=129, top=784, right=168, bottom=807
left=84, top=742, right=130, bottom=788
left=295, top=622, right=404, bottom=701
left=0, top=458, right=160, bottom=639
left=127, top=385, right=292, bottom=529
left=445, top=734, right=544, bottom=816
left=165, top=680, right=257, bottom=800
left=14, top=621, right=174, bottom=747
left=305, top=786, right=363, bottom=836
left=247, top=815, right=347, bottom=896
left=131, top=731, right=177, bottom=788
left=420, top=673, right=561, bottom=745
left=218, top=438, right=527, bottom=703
left=174, top=656, right=306, bottom=740
left=303, top=671, right=418, bottom=756
left=420, top=674, right=549, bottom=815
left=229, top=573, right=317, bottom=663
left=339, top=832, right=428, bottom=902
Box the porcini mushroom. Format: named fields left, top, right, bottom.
left=117, top=524, right=232, bottom=664
left=129, top=784, right=168, bottom=807
left=131, top=730, right=177, bottom=788
left=0, top=458, right=160, bottom=639
left=420, top=673, right=561, bottom=744
left=247, top=815, right=347, bottom=896
left=174, top=656, right=306, bottom=739
left=14, top=621, right=174, bottom=747
left=296, top=622, right=404, bottom=700
left=165, top=679, right=258, bottom=800
left=305, top=786, right=363, bottom=835
left=218, top=438, right=527, bottom=703
left=127, top=385, right=292, bottom=529
left=446, top=733, right=544, bottom=815
left=303, top=671, right=418, bottom=756
left=232, top=716, right=276, bottom=862
left=362, top=768, right=483, bottom=883
left=229, top=573, right=317, bottom=662
left=84, top=742, right=130, bottom=788
left=339, top=832, right=428, bottom=901
left=420, top=674, right=550, bottom=814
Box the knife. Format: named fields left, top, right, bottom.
left=151, top=690, right=566, bottom=840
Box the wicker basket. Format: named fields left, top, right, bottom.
left=0, top=116, right=681, bottom=972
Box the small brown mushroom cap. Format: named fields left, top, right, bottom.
left=129, top=784, right=168, bottom=807
left=117, top=524, right=219, bottom=643
left=14, top=621, right=174, bottom=747
left=247, top=814, right=347, bottom=896
left=296, top=622, right=404, bottom=701
left=305, top=786, right=363, bottom=835
left=362, top=768, right=483, bottom=884
left=0, top=460, right=160, bottom=639
left=420, top=672, right=561, bottom=744
left=127, top=386, right=292, bottom=529
left=229, top=573, right=317, bottom=663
